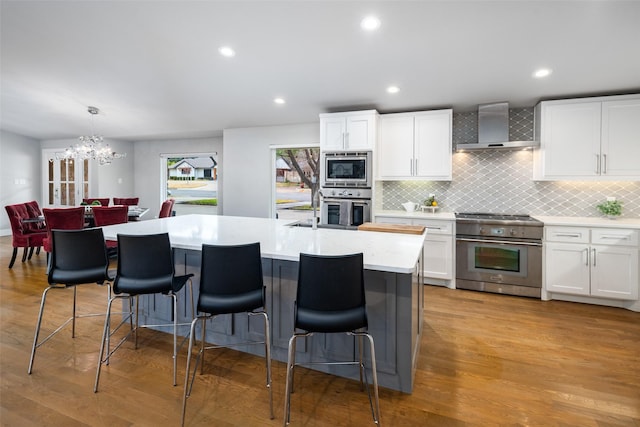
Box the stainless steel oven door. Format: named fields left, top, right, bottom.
left=321, top=198, right=371, bottom=227
left=456, top=237, right=542, bottom=288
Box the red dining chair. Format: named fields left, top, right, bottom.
left=4, top=203, right=47, bottom=268
left=42, top=207, right=86, bottom=253
left=92, top=206, right=128, bottom=256
left=83, top=198, right=110, bottom=206
left=112, top=197, right=139, bottom=206
left=24, top=200, right=46, bottom=256
left=24, top=200, right=46, bottom=231
left=159, top=199, right=175, bottom=218
left=92, top=206, right=129, bottom=227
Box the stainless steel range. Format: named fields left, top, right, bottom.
left=455, top=212, right=543, bottom=298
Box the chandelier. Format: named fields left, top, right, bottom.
left=55, top=106, right=126, bottom=165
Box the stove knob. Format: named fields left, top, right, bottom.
left=479, top=227, right=484, bottom=235
left=510, top=229, right=518, bottom=236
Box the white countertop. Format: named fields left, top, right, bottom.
left=533, top=215, right=640, bottom=229
left=101, top=214, right=426, bottom=274
left=374, top=210, right=456, bottom=220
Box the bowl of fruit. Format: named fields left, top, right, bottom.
left=421, top=194, right=439, bottom=213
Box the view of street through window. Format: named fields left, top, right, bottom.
left=166, top=155, right=218, bottom=216
left=165, top=150, right=318, bottom=220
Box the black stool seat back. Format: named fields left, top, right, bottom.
left=199, top=243, right=264, bottom=314
left=296, top=253, right=367, bottom=333
left=49, top=228, right=110, bottom=285
left=114, top=233, right=180, bottom=295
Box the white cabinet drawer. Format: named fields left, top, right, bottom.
left=375, top=216, right=412, bottom=225
left=545, top=226, right=590, bottom=243
left=411, top=219, right=453, bottom=235
left=592, top=228, right=639, bottom=247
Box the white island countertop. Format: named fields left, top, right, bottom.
left=101, top=214, right=426, bottom=274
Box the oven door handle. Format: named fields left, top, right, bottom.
left=456, top=237, right=542, bottom=247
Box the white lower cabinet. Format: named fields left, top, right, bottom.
left=545, top=226, right=639, bottom=300
left=375, top=215, right=454, bottom=286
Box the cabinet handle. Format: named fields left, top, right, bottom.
left=344, top=132, right=349, bottom=149
left=584, top=248, right=589, bottom=266
left=592, top=248, right=596, bottom=267
left=555, top=233, right=582, bottom=238
left=602, top=154, right=607, bottom=174
left=415, top=159, right=418, bottom=175
left=595, top=154, right=600, bottom=174
left=600, top=235, right=629, bottom=240
left=409, top=158, right=413, bottom=175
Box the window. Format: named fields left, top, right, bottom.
left=163, top=154, right=218, bottom=216
left=272, top=147, right=320, bottom=224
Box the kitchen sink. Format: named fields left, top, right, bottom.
left=288, top=222, right=358, bottom=230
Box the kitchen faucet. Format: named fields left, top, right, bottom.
left=312, top=189, right=324, bottom=230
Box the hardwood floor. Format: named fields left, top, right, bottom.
left=1, top=235, right=638, bottom=426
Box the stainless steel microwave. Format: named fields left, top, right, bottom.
left=321, top=151, right=372, bottom=188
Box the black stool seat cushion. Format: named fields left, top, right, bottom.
left=198, top=288, right=263, bottom=315
left=296, top=306, right=367, bottom=333
left=114, top=274, right=191, bottom=296
left=50, top=267, right=111, bottom=286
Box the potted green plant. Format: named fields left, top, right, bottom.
left=596, top=198, right=623, bottom=218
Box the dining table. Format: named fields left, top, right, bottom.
left=24, top=206, right=150, bottom=228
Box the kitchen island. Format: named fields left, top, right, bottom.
left=101, top=214, right=426, bottom=393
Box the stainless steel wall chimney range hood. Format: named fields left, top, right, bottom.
left=455, top=102, right=539, bottom=151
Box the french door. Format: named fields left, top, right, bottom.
left=42, top=149, right=89, bottom=207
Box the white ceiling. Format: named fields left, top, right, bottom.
left=2, top=0, right=639, bottom=142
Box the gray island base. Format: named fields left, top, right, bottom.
left=101, top=215, right=425, bottom=393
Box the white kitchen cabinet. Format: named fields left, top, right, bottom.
left=375, top=215, right=454, bottom=286
left=377, top=110, right=452, bottom=180
left=545, top=226, right=639, bottom=300
left=533, top=94, right=640, bottom=181
left=319, top=110, right=378, bottom=151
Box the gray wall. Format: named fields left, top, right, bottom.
left=223, top=123, right=318, bottom=218
left=134, top=137, right=223, bottom=218
left=0, top=130, right=41, bottom=234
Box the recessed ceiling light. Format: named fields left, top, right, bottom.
left=360, top=16, right=381, bottom=31
left=387, top=86, right=400, bottom=94
left=218, top=46, right=236, bottom=57
left=274, top=97, right=286, bottom=105
left=533, top=68, right=552, bottom=78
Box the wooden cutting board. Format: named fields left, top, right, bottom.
left=357, top=222, right=426, bottom=235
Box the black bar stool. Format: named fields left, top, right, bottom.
left=94, top=232, right=194, bottom=391
left=28, top=228, right=113, bottom=374
left=181, top=242, right=273, bottom=426
left=283, top=252, right=381, bottom=426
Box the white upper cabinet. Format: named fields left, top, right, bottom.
left=320, top=110, right=378, bottom=151
left=377, top=109, right=452, bottom=180
left=533, top=94, right=640, bottom=181
left=601, top=98, right=640, bottom=177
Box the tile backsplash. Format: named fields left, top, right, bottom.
left=378, top=108, right=640, bottom=218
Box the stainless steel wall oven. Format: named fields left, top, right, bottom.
left=455, top=213, right=543, bottom=298
left=320, top=188, right=372, bottom=229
